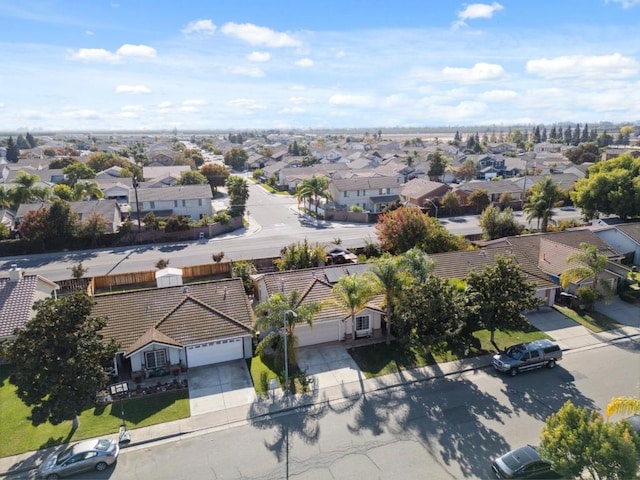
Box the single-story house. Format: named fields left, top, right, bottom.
left=92, top=278, right=254, bottom=379
left=16, top=199, right=121, bottom=233
left=0, top=266, right=59, bottom=344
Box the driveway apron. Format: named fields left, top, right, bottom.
left=187, top=360, right=256, bottom=416
left=296, top=343, right=363, bottom=389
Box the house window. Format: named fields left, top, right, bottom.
left=344, top=191, right=348, bottom=198
left=150, top=201, right=155, bottom=209
left=355, top=315, right=370, bottom=331
left=174, top=200, right=178, bottom=207
left=182, top=200, right=186, bottom=207
left=145, top=349, right=167, bottom=369
left=198, top=199, right=202, bottom=206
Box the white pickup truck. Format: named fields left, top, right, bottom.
left=492, top=339, right=562, bottom=376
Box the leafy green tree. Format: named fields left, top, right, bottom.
left=49, top=157, right=77, bottom=169
left=80, top=213, right=108, bottom=247
left=17, top=208, right=49, bottom=246
left=560, top=242, right=613, bottom=299
left=427, top=150, right=449, bottom=181
left=523, top=176, right=563, bottom=232
left=231, top=260, right=257, bottom=295
left=223, top=148, right=249, bottom=171
left=0, top=185, right=11, bottom=208
left=164, top=215, right=191, bottom=232
left=564, top=142, right=599, bottom=165
left=275, top=238, right=326, bottom=271
left=1, top=290, right=118, bottom=426
left=540, top=401, right=640, bottom=480
left=396, top=275, right=465, bottom=354
left=368, top=255, right=406, bottom=345
left=52, top=183, right=74, bottom=201
left=468, top=189, right=491, bottom=213
left=296, top=175, right=333, bottom=223
left=225, top=175, right=249, bottom=217
left=570, top=153, right=640, bottom=220
left=498, top=191, right=514, bottom=210
left=375, top=206, right=463, bottom=254
left=155, top=258, right=170, bottom=269
left=6, top=136, right=20, bottom=163
left=254, top=290, right=321, bottom=380
left=200, top=163, right=230, bottom=193
left=441, top=191, right=459, bottom=215
left=479, top=205, right=523, bottom=240
left=465, top=255, right=540, bottom=349
left=69, top=261, right=88, bottom=280
left=176, top=170, right=208, bottom=186
left=0, top=222, right=9, bottom=240
left=399, top=247, right=435, bottom=284
left=63, top=162, right=96, bottom=185
left=329, top=273, right=377, bottom=340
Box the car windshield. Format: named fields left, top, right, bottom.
left=56, top=446, right=74, bottom=465
left=505, top=345, right=526, bottom=359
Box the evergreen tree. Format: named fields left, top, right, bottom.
left=581, top=123, right=589, bottom=143
left=25, top=132, right=37, bottom=148
left=549, top=126, right=557, bottom=142
left=573, top=124, right=581, bottom=146
left=557, top=126, right=563, bottom=143
left=533, top=126, right=541, bottom=143
left=6, top=136, right=20, bottom=163
left=563, top=126, right=572, bottom=145
left=16, top=134, right=30, bottom=149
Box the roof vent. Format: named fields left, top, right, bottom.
left=9, top=264, right=24, bottom=282
left=183, top=286, right=190, bottom=294
left=223, top=286, right=228, bottom=300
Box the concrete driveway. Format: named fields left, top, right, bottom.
left=526, top=307, right=595, bottom=350
left=187, top=360, right=256, bottom=416
left=296, top=343, right=363, bottom=389
left=595, top=297, right=640, bottom=327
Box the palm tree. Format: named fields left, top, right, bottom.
left=0, top=186, right=11, bottom=209
left=328, top=273, right=377, bottom=340
left=606, top=396, right=640, bottom=420
left=560, top=242, right=612, bottom=297
left=72, top=181, right=104, bottom=201
left=523, top=176, right=562, bottom=232
left=9, top=171, right=41, bottom=208
left=368, top=256, right=405, bottom=345
left=254, top=290, right=321, bottom=374
left=399, top=247, right=435, bottom=284
left=296, top=175, right=333, bottom=224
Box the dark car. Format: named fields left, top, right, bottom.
left=492, top=445, right=560, bottom=479
left=38, top=438, right=119, bottom=479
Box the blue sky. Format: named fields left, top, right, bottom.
left=0, top=0, right=638, bottom=131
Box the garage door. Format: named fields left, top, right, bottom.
left=186, top=337, right=244, bottom=367
left=296, top=321, right=340, bottom=347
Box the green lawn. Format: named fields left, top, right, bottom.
left=0, top=365, right=190, bottom=458
left=247, top=355, right=313, bottom=395
left=553, top=305, right=623, bottom=333
left=349, top=326, right=550, bottom=379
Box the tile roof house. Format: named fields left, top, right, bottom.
left=592, top=222, right=640, bottom=266
left=0, top=266, right=59, bottom=343
left=399, top=178, right=451, bottom=207
left=130, top=184, right=213, bottom=221
left=329, top=175, right=402, bottom=213
left=253, top=264, right=385, bottom=344
left=16, top=200, right=121, bottom=233
left=92, top=278, right=254, bottom=377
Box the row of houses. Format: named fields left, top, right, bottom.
left=2, top=223, right=639, bottom=379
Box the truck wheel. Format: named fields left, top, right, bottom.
left=547, top=360, right=556, bottom=369
left=509, top=368, right=519, bottom=377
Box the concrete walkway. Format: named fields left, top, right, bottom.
left=2, top=305, right=639, bottom=478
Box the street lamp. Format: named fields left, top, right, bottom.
left=109, top=381, right=131, bottom=444
left=424, top=198, right=439, bottom=218
left=132, top=175, right=142, bottom=237
left=283, top=310, right=297, bottom=392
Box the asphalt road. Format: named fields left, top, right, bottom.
left=17, top=339, right=633, bottom=480
left=0, top=180, right=585, bottom=282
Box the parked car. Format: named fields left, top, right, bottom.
left=492, top=339, right=562, bottom=376
left=492, top=445, right=560, bottom=479
left=38, top=438, right=119, bottom=479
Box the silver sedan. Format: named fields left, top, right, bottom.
left=37, top=438, right=119, bottom=479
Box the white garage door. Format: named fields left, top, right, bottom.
left=186, top=337, right=244, bottom=367
left=296, top=321, right=340, bottom=347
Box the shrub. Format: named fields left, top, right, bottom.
left=212, top=211, right=231, bottom=224
left=576, top=286, right=599, bottom=310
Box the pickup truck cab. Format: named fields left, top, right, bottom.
left=492, top=339, right=562, bottom=376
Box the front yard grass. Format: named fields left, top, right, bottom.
left=553, top=305, right=623, bottom=333
left=0, top=365, right=190, bottom=458
left=349, top=326, right=551, bottom=379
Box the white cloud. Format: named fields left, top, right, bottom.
left=0, top=102, right=5, bottom=108
left=441, top=63, right=505, bottom=82
left=295, top=58, right=314, bottom=67
left=227, top=98, right=267, bottom=110
left=289, top=96, right=316, bottom=105
left=182, top=19, right=216, bottom=36
left=182, top=99, right=207, bottom=106
left=116, top=44, right=157, bottom=59
left=158, top=101, right=172, bottom=108
left=115, top=85, right=152, bottom=94
left=61, top=108, right=99, bottom=119
left=228, top=66, right=265, bottom=77
left=247, top=51, right=271, bottom=62
left=278, top=106, right=306, bottom=114
left=453, top=2, right=504, bottom=28
left=334, top=50, right=346, bottom=58
left=526, top=53, right=638, bottom=79
left=606, top=0, right=640, bottom=8
left=121, top=105, right=144, bottom=112
left=221, top=22, right=301, bottom=47
left=329, top=94, right=373, bottom=107
left=69, top=44, right=156, bottom=63
left=68, top=48, right=119, bottom=63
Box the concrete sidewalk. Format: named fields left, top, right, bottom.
left=2, top=313, right=639, bottom=478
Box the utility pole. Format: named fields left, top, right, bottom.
left=283, top=310, right=297, bottom=392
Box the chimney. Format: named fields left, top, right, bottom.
left=223, top=286, right=228, bottom=300
left=9, top=264, right=24, bottom=282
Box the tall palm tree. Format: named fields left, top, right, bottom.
left=606, top=396, right=640, bottom=420
left=0, top=186, right=11, bottom=209
left=254, top=290, right=321, bottom=374
left=560, top=242, right=611, bottom=296
left=72, top=181, right=104, bottom=201
left=368, top=256, right=405, bottom=345
left=296, top=175, right=333, bottom=224
left=523, top=176, right=562, bottom=232
left=328, top=273, right=377, bottom=340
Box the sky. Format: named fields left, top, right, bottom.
left=0, top=0, right=639, bottom=132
